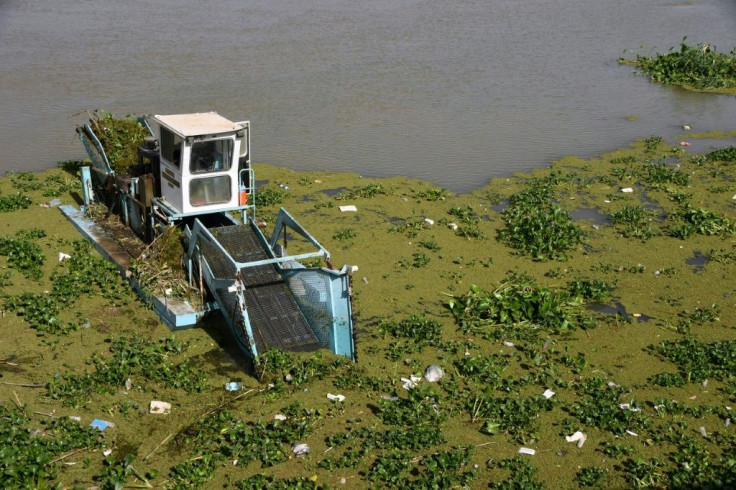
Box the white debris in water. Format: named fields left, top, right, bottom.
left=149, top=401, right=171, bottom=415
left=424, top=365, right=444, bottom=382
left=327, top=393, right=346, bottom=402
left=401, top=375, right=422, bottom=390
left=292, top=443, right=310, bottom=456
left=565, top=431, right=587, bottom=448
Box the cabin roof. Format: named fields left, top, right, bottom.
left=153, top=112, right=240, bottom=137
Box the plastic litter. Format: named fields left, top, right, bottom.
left=621, top=187, right=634, bottom=193
left=103, top=449, right=113, bottom=457
left=502, top=341, right=515, bottom=347
left=618, top=403, right=641, bottom=412
left=58, top=252, right=71, bottom=261
left=542, top=389, right=555, bottom=399
left=69, top=416, right=81, bottom=422
left=424, top=365, right=444, bottom=383
left=565, top=431, right=587, bottom=448
left=449, top=222, right=458, bottom=230
left=725, top=418, right=731, bottom=428
left=149, top=400, right=171, bottom=414
left=90, top=419, right=113, bottom=431
left=518, top=447, right=536, bottom=455
left=339, top=205, right=357, bottom=212
left=48, top=199, right=62, bottom=207
left=125, top=378, right=132, bottom=390
left=225, top=382, right=240, bottom=391
left=625, top=430, right=638, bottom=437
left=327, top=393, right=346, bottom=402
left=362, top=277, right=369, bottom=284
left=292, top=443, right=310, bottom=456
left=679, top=141, right=691, bottom=147
left=274, top=414, right=288, bottom=421
left=699, top=426, right=708, bottom=438
left=401, top=375, right=422, bottom=390
left=424, top=218, right=435, bottom=225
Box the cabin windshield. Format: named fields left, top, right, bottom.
left=189, top=176, right=232, bottom=207
left=190, top=139, right=233, bottom=174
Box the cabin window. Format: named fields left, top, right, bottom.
left=190, top=139, right=233, bottom=174
left=189, top=176, right=232, bottom=207
left=160, top=127, right=182, bottom=168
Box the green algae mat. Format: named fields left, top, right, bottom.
left=1, top=132, right=735, bottom=488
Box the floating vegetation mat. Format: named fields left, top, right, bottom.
left=0, top=130, right=735, bottom=488
left=620, top=37, right=736, bottom=94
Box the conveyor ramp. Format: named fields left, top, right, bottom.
left=200, top=224, right=321, bottom=353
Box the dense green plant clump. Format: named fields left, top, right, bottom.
left=47, top=336, right=206, bottom=407
left=622, top=38, right=736, bottom=90
left=566, top=278, right=616, bottom=302
left=668, top=205, right=734, bottom=239
left=498, top=175, right=583, bottom=260
left=255, top=349, right=343, bottom=390
left=4, top=239, right=130, bottom=333
left=609, top=205, right=659, bottom=240
left=0, top=229, right=46, bottom=279
left=648, top=337, right=736, bottom=386
left=707, top=146, right=736, bottom=162
left=320, top=385, right=448, bottom=475
left=564, top=377, right=651, bottom=436
left=0, top=192, right=32, bottom=212
left=8, top=170, right=79, bottom=197
left=490, top=456, right=545, bottom=489
left=335, top=183, right=384, bottom=200
left=447, top=273, right=595, bottom=334
left=0, top=405, right=105, bottom=488
left=86, top=110, right=149, bottom=173
left=170, top=402, right=318, bottom=487
left=253, top=187, right=286, bottom=207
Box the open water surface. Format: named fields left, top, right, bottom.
left=1, top=0, right=735, bottom=192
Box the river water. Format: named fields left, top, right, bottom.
left=1, top=0, right=735, bottom=192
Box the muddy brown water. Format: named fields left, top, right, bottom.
left=1, top=0, right=736, bottom=191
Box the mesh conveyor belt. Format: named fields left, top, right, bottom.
left=203, top=224, right=320, bottom=352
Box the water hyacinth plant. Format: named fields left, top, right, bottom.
left=498, top=176, right=583, bottom=260
left=621, top=37, right=736, bottom=92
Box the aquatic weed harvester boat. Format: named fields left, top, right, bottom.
left=63, top=112, right=355, bottom=363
